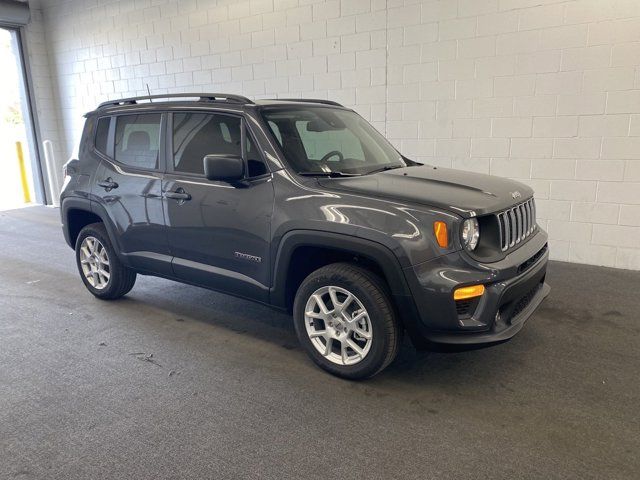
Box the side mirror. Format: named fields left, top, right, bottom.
left=203, top=154, right=244, bottom=183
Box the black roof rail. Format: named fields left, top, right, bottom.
left=97, top=93, right=254, bottom=109
left=275, top=98, right=344, bottom=107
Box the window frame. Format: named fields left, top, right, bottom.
left=167, top=110, right=271, bottom=181
left=91, top=112, right=166, bottom=173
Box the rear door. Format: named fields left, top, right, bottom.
left=162, top=110, right=274, bottom=302
left=92, top=112, right=171, bottom=275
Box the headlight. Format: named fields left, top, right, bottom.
left=462, top=218, right=480, bottom=251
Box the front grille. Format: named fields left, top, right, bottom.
left=496, top=198, right=536, bottom=252
left=517, top=244, right=548, bottom=273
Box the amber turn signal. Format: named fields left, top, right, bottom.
left=433, top=221, right=448, bottom=248
left=453, top=284, right=485, bottom=301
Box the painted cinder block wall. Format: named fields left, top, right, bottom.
left=30, top=0, right=640, bottom=269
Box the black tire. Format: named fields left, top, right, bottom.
left=293, top=263, right=401, bottom=379
left=75, top=222, right=136, bottom=300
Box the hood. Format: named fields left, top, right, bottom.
left=317, top=165, right=533, bottom=217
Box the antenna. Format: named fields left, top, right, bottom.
left=146, top=83, right=152, bottom=102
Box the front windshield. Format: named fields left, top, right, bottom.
left=261, top=107, right=406, bottom=175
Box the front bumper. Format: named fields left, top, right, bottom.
left=403, top=229, right=550, bottom=346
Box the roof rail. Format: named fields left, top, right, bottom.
left=275, top=98, right=344, bottom=107
left=97, top=93, right=254, bottom=109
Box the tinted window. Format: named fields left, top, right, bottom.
left=114, top=114, right=161, bottom=169
left=173, top=113, right=241, bottom=175
left=246, top=133, right=268, bottom=177
left=95, top=117, right=110, bottom=155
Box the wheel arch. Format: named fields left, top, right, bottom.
left=270, top=230, right=416, bottom=314
left=61, top=197, right=122, bottom=256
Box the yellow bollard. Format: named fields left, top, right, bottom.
left=16, top=141, right=31, bottom=204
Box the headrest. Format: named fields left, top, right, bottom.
left=127, top=131, right=150, bottom=150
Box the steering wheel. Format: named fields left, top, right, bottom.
left=319, top=150, right=344, bottom=163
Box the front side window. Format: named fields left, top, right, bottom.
left=114, top=114, right=161, bottom=169
left=261, top=107, right=405, bottom=175
left=173, top=113, right=241, bottom=175
left=173, top=112, right=268, bottom=178
left=246, top=133, right=268, bottom=177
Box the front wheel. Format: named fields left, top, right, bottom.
left=75, top=222, right=136, bottom=300
left=293, top=263, right=401, bottom=379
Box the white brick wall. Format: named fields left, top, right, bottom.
left=23, top=6, right=65, bottom=193
left=30, top=0, right=640, bottom=270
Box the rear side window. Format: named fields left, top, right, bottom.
left=94, top=117, right=110, bottom=155
left=173, top=113, right=242, bottom=175
left=114, top=114, right=161, bottom=170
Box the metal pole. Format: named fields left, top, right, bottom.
left=42, top=140, right=60, bottom=207
left=15, top=141, right=31, bottom=203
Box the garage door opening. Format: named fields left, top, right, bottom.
left=0, top=26, right=40, bottom=211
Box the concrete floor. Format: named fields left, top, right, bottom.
left=0, top=206, right=638, bottom=480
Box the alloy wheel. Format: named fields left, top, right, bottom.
left=79, top=236, right=111, bottom=290
left=304, top=285, right=373, bottom=366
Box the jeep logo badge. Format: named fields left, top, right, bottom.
left=511, top=191, right=521, bottom=199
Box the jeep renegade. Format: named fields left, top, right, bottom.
left=61, top=93, right=550, bottom=379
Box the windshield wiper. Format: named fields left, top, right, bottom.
left=297, top=171, right=361, bottom=177
left=365, top=164, right=406, bottom=175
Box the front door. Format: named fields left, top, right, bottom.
left=92, top=112, right=171, bottom=275
left=162, top=111, right=274, bottom=302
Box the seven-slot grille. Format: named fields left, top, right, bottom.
left=496, top=198, right=536, bottom=252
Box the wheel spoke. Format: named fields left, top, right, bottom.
left=313, top=294, right=331, bottom=315
left=353, top=327, right=372, bottom=340
left=309, top=329, right=327, bottom=338
left=305, top=310, right=324, bottom=320
left=98, top=269, right=110, bottom=280
left=98, top=248, right=109, bottom=264
left=341, top=293, right=353, bottom=311
left=341, top=341, right=349, bottom=364
left=323, top=337, right=332, bottom=356
left=80, top=246, right=91, bottom=259
left=346, top=310, right=367, bottom=327
left=328, top=287, right=340, bottom=310
left=346, top=339, right=364, bottom=358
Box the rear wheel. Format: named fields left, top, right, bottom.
left=293, top=263, right=401, bottom=379
left=75, top=223, right=136, bottom=300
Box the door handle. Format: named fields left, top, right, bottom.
left=98, top=178, right=118, bottom=191
left=165, top=188, right=191, bottom=203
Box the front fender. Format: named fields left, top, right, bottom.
left=270, top=229, right=413, bottom=305
left=270, top=229, right=428, bottom=347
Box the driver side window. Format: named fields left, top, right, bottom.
left=172, top=112, right=268, bottom=178
left=173, top=113, right=241, bottom=175
left=294, top=120, right=365, bottom=162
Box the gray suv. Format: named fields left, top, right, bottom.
left=61, top=93, right=550, bottom=379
